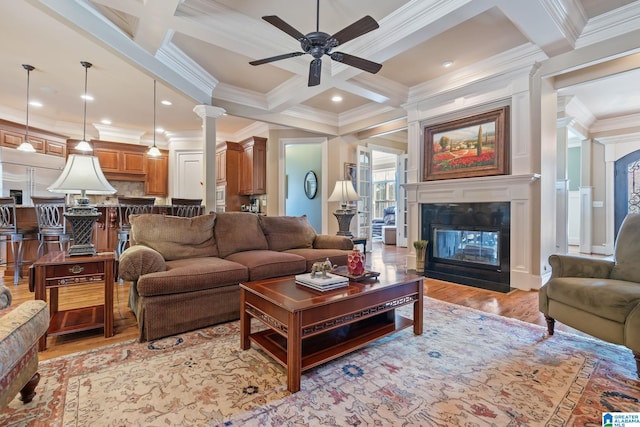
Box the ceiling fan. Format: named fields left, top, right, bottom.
left=249, top=0, right=382, bottom=86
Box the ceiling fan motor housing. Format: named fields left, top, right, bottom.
left=301, top=32, right=337, bottom=58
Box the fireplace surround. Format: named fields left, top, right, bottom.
left=421, top=202, right=511, bottom=293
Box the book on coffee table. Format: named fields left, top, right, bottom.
left=295, top=272, right=349, bottom=291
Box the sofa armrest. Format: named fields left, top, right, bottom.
left=119, top=245, right=167, bottom=281
left=0, top=300, right=49, bottom=378
left=548, top=254, right=614, bottom=279
left=313, top=235, right=354, bottom=250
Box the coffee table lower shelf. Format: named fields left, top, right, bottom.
left=249, top=311, right=413, bottom=371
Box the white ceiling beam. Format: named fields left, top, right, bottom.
left=133, top=0, right=182, bottom=54
left=26, top=0, right=212, bottom=104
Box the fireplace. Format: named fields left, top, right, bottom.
left=421, top=202, right=510, bottom=293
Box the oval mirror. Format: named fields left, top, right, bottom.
left=304, top=171, right=318, bottom=199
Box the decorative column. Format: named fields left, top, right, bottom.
left=193, top=105, right=226, bottom=212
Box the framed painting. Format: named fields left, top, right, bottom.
left=423, top=106, right=509, bottom=181
left=344, top=162, right=357, bottom=208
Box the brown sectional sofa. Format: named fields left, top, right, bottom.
left=118, top=211, right=353, bottom=341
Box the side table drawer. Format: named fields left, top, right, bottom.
left=45, top=262, right=105, bottom=279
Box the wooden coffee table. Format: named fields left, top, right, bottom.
left=240, top=272, right=423, bottom=392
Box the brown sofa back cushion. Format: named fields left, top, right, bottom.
left=130, top=213, right=218, bottom=260
left=259, top=215, right=316, bottom=252
left=214, top=212, right=269, bottom=257
left=611, top=213, right=640, bottom=283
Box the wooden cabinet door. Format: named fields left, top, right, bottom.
left=239, top=147, right=253, bottom=195
left=94, top=148, right=120, bottom=172
left=122, top=152, right=146, bottom=174
left=252, top=141, right=266, bottom=194
left=145, top=154, right=168, bottom=196
left=216, top=149, right=227, bottom=184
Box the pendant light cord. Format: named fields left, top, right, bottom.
left=81, top=61, right=92, bottom=142
left=23, top=64, right=35, bottom=141
left=153, top=79, right=157, bottom=148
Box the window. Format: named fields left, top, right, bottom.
left=372, top=168, right=396, bottom=218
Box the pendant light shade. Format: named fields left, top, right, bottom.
left=18, top=64, right=37, bottom=153
left=147, top=79, right=161, bottom=157
left=76, top=61, right=93, bottom=152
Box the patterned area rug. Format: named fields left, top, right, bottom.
left=1, top=298, right=638, bottom=426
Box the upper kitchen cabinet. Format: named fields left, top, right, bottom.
left=145, top=151, right=168, bottom=196
left=239, top=136, right=266, bottom=195
left=66, top=139, right=168, bottom=196
left=68, top=139, right=146, bottom=180
left=0, top=119, right=67, bottom=157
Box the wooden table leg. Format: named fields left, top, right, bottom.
left=34, top=265, right=47, bottom=351
left=287, top=311, right=302, bottom=392
left=414, top=278, right=423, bottom=335
left=104, top=258, right=114, bottom=338
left=240, top=289, right=250, bottom=350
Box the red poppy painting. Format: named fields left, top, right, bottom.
left=423, top=106, right=509, bottom=181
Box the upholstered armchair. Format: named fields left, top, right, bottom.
left=0, top=285, right=49, bottom=411
left=539, top=213, right=640, bottom=378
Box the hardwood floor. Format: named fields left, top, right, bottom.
left=5, top=242, right=584, bottom=361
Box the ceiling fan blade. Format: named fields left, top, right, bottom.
left=330, top=52, right=382, bottom=74
left=262, top=15, right=305, bottom=41
left=308, top=58, right=322, bottom=86
left=330, top=16, right=379, bottom=45
left=249, top=51, right=305, bottom=66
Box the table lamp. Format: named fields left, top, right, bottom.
left=327, top=180, right=361, bottom=237
left=48, top=154, right=116, bottom=256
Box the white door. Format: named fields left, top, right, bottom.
left=356, top=145, right=372, bottom=251
left=396, top=154, right=408, bottom=247
left=175, top=151, right=203, bottom=199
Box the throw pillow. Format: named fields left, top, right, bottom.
left=130, top=213, right=217, bottom=261
left=259, top=215, right=316, bottom=252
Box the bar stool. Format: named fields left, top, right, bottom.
left=0, top=197, right=38, bottom=285
left=31, top=196, right=71, bottom=258
left=116, top=197, right=155, bottom=256
left=170, top=198, right=203, bottom=218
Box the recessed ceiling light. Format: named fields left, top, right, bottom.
left=161, top=100, right=172, bottom=106
left=81, top=94, right=94, bottom=101
left=331, top=95, right=343, bottom=102
left=101, top=119, right=112, bottom=125
left=156, top=127, right=164, bottom=133
left=442, top=60, right=454, bottom=68
left=29, top=101, right=43, bottom=108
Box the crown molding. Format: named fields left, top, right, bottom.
left=577, top=1, right=640, bottom=49
left=156, top=40, right=218, bottom=98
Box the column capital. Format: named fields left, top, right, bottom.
left=193, top=105, right=226, bottom=120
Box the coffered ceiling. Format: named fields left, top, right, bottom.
left=0, top=0, right=639, bottom=146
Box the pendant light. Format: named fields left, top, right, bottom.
left=147, top=79, right=161, bottom=157
left=17, top=64, right=37, bottom=152
left=75, top=61, right=93, bottom=152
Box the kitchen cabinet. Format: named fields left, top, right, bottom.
left=216, top=141, right=248, bottom=211
left=0, top=119, right=67, bottom=157
left=145, top=151, right=168, bottom=196
left=239, top=136, right=267, bottom=195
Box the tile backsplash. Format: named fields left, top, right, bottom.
left=88, top=181, right=168, bottom=205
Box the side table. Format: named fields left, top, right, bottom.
left=31, top=251, right=116, bottom=351
left=351, top=236, right=367, bottom=252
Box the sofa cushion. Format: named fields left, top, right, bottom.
left=136, top=257, right=248, bottom=297
left=118, top=245, right=167, bottom=281
left=214, top=212, right=269, bottom=258
left=225, top=250, right=306, bottom=281
left=130, top=213, right=218, bottom=261
left=546, top=277, right=640, bottom=323
left=259, top=215, right=316, bottom=252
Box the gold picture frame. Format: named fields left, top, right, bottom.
left=423, top=106, right=509, bottom=181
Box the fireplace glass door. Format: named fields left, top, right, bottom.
left=432, top=227, right=499, bottom=267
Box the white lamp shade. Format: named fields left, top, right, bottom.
left=48, top=154, right=116, bottom=195
left=328, top=180, right=360, bottom=203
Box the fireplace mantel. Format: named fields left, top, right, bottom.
left=403, top=173, right=540, bottom=204
left=405, top=173, right=542, bottom=291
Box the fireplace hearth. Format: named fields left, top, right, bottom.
left=421, top=202, right=510, bottom=293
